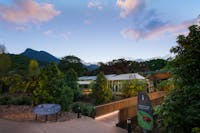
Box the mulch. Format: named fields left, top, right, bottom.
left=0, top=105, right=77, bottom=122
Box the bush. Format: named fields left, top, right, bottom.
left=157, top=78, right=174, bottom=92
left=159, top=87, right=200, bottom=133
left=12, top=95, right=32, bottom=105
left=0, top=95, right=12, bottom=105
left=191, top=127, right=200, bottom=133
left=0, top=95, right=31, bottom=105
left=71, top=102, right=95, bottom=117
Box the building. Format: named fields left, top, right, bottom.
left=78, top=73, right=146, bottom=95
left=107, top=73, right=145, bottom=95
left=78, top=74, right=116, bottom=95
left=146, top=71, right=171, bottom=92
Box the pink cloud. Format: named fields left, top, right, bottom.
left=0, top=0, right=60, bottom=24
left=121, top=17, right=200, bottom=40
left=116, top=0, right=144, bottom=18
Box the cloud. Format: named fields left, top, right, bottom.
left=117, top=0, right=200, bottom=40
left=116, top=0, right=145, bottom=18
left=0, top=0, right=60, bottom=24
left=121, top=17, right=200, bottom=40
left=88, top=1, right=103, bottom=10
left=43, top=30, right=71, bottom=40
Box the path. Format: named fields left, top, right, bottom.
left=95, top=111, right=119, bottom=126
left=0, top=117, right=126, bottom=133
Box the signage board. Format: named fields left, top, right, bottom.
left=137, top=92, right=153, bottom=131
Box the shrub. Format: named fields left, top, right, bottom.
left=191, top=127, right=200, bottom=133
left=157, top=78, right=174, bottom=92
left=0, top=95, right=32, bottom=105
left=12, top=95, right=32, bottom=105
left=71, top=102, right=95, bottom=117
left=0, top=95, right=12, bottom=105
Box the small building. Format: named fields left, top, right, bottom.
left=146, top=71, right=171, bottom=92
left=78, top=74, right=116, bottom=95
left=78, top=73, right=146, bottom=95
left=107, top=73, right=145, bottom=95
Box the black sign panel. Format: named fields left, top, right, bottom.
left=137, top=92, right=153, bottom=114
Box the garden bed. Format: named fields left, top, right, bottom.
left=0, top=105, right=77, bottom=122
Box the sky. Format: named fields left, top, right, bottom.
left=0, top=0, right=199, bottom=63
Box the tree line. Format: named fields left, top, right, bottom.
left=88, top=58, right=168, bottom=76
left=57, top=54, right=169, bottom=76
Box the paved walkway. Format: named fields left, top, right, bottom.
left=0, top=117, right=126, bottom=133
left=95, top=111, right=119, bottom=126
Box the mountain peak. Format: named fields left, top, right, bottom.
left=21, top=48, right=60, bottom=63
left=24, top=48, right=34, bottom=52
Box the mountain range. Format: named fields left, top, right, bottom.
left=18, top=48, right=170, bottom=72
left=20, top=48, right=99, bottom=71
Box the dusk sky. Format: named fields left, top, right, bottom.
left=0, top=0, right=199, bottom=62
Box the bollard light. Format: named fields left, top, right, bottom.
left=77, top=106, right=81, bottom=118
left=127, top=118, right=132, bottom=133
left=127, top=119, right=131, bottom=124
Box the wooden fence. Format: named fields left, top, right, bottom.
left=95, top=91, right=167, bottom=118
left=118, top=95, right=165, bottom=123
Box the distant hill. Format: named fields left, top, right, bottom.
left=21, top=48, right=60, bottom=63
left=84, top=64, right=99, bottom=71
left=9, top=54, right=51, bottom=72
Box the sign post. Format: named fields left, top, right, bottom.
left=137, top=92, right=154, bottom=132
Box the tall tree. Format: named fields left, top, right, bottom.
left=65, top=68, right=80, bottom=101
left=129, top=61, right=140, bottom=73
left=92, top=72, right=112, bottom=104
left=159, top=25, right=200, bottom=133
left=23, top=60, right=41, bottom=105
left=37, top=63, right=74, bottom=110
left=29, top=60, right=40, bottom=78
left=98, top=58, right=131, bottom=74
left=58, top=55, right=86, bottom=76
left=146, top=59, right=168, bottom=71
